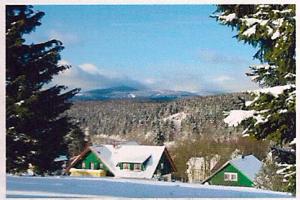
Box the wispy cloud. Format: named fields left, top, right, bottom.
left=78, top=63, right=100, bottom=75
left=140, top=73, right=228, bottom=95
left=212, top=75, right=234, bottom=83
left=199, top=49, right=250, bottom=66
left=137, top=70, right=257, bottom=95
left=52, top=60, right=258, bottom=95
left=48, top=30, right=79, bottom=45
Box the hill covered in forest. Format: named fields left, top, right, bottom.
left=66, top=92, right=251, bottom=144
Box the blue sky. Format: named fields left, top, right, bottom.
left=27, top=5, right=260, bottom=94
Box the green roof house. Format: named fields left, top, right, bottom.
left=202, top=155, right=262, bottom=187
left=65, top=142, right=176, bottom=180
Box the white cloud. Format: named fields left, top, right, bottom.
left=78, top=63, right=100, bottom=75
left=212, top=75, right=234, bottom=83
left=58, top=60, right=70, bottom=66
left=51, top=60, right=258, bottom=95
left=143, top=78, right=157, bottom=85
left=51, top=60, right=146, bottom=91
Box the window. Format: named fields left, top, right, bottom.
left=123, top=163, right=129, bottom=170
left=161, top=163, right=164, bottom=170
left=134, top=164, right=141, bottom=171
left=224, top=172, right=238, bottom=181
left=224, top=173, right=230, bottom=181
left=82, top=162, right=86, bottom=169
left=91, top=162, right=95, bottom=170
left=99, top=163, right=103, bottom=169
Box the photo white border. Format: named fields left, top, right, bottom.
left=0, top=0, right=298, bottom=199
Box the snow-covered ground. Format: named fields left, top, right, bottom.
left=6, top=175, right=292, bottom=198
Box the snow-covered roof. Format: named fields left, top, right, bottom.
left=117, top=154, right=151, bottom=164
left=88, top=144, right=167, bottom=179
left=229, top=155, right=262, bottom=181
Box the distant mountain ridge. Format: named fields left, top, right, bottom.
left=73, top=85, right=199, bottom=101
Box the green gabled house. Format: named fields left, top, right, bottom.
left=65, top=142, right=176, bottom=180
left=202, top=155, right=262, bottom=187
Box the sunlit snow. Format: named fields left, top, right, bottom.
left=224, top=110, right=255, bottom=127
left=6, top=175, right=291, bottom=198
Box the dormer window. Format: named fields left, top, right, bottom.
left=123, top=163, right=129, bottom=170
left=134, top=163, right=141, bottom=171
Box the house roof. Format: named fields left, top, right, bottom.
left=66, top=144, right=176, bottom=179
left=229, top=155, right=262, bottom=181
left=202, top=155, right=262, bottom=183
left=117, top=154, right=151, bottom=164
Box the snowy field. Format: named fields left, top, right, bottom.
left=7, top=175, right=292, bottom=198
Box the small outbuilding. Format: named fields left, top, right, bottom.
left=202, top=155, right=262, bottom=187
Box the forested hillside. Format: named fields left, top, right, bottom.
left=66, top=92, right=251, bottom=144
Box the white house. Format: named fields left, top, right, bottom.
left=186, top=155, right=220, bottom=183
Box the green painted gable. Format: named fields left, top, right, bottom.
left=207, top=163, right=254, bottom=187
left=154, top=150, right=173, bottom=176
left=74, top=150, right=114, bottom=176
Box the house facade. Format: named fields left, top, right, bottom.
left=65, top=143, right=176, bottom=180
left=202, top=155, right=262, bottom=187
left=186, top=155, right=220, bottom=183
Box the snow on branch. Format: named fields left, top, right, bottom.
left=271, top=30, right=281, bottom=40
left=250, top=64, right=277, bottom=70
left=289, top=138, right=296, bottom=145
left=250, top=84, right=295, bottom=98
left=284, top=73, right=296, bottom=79
left=242, top=25, right=257, bottom=37
left=218, top=13, right=237, bottom=22
left=15, top=100, right=25, bottom=106
left=241, top=17, right=268, bottom=27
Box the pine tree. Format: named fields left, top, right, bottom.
left=154, top=129, right=165, bottom=146
left=64, top=124, right=86, bottom=157
left=6, top=5, right=79, bottom=174
left=214, top=5, right=295, bottom=194
left=254, top=154, right=286, bottom=192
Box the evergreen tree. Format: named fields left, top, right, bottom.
left=154, top=129, right=165, bottom=146
left=254, top=154, right=286, bottom=192
left=6, top=5, right=79, bottom=174
left=64, top=125, right=86, bottom=157
left=215, top=5, right=296, bottom=194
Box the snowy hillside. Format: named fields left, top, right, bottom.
left=6, top=175, right=291, bottom=198
left=163, top=112, right=187, bottom=130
